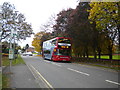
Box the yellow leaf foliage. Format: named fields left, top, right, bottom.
left=32, top=32, right=45, bottom=52
left=88, top=2, right=119, bottom=30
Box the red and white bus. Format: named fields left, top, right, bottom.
left=42, top=37, right=71, bottom=61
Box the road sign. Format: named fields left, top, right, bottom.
left=9, top=49, right=14, bottom=60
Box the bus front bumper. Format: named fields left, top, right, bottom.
left=52, top=56, right=71, bottom=61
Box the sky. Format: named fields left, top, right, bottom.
left=0, top=0, right=78, bottom=48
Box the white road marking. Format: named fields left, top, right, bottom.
left=30, top=65, right=54, bottom=89
left=67, top=68, right=90, bottom=76
left=105, top=80, right=120, bottom=85
left=44, top=60, right=51, bottom=63
left=52, top=62, right=62, bottom=67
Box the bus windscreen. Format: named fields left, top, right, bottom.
left=54, top=49, right=71, bottom=56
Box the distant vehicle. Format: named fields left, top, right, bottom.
left=42, top=37, right=71, bottom=61
left=22, top=52, right=33, bottom=56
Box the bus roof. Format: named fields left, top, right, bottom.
left=48, top=37, right=71, bottom=41
left=43, top=37, right=71, bottom=43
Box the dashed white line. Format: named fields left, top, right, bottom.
left=44, top=60, right=51, bottom=63
left=67, top=68, right=90, bottom=76
left=105, top=80, right=120, bottom=85
left=44, top=60, right=62, bottom=67
left=52, top=62, right=62, bottom=67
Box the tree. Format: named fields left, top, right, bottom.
left=40, top=32, right=52, bottom=46
left=88, top=2, right=119, bottom=59
left=52, top=2, right=96, bottom=57
left=32, top=31, right=53, bottom=53
left=66, top=2, right=93, bottom=57
left=0, top=2, right=33, bottom=42
left=0, top=2, right=33, bottom=63
left=53, top=8, right=73, bottom=37
left=32, top=32, right=45, bottom=53
left=40, top=14, right=56, bottom=33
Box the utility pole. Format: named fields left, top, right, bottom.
left=0, top=23, right=3, bottom=68
left=9, top=29, right=14, bottom=72
left=0, top=33, right=2, bottom=67
left=0, top=6, right=2, bottom=68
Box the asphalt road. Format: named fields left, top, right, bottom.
left=22, top=55, right=119, bottom=88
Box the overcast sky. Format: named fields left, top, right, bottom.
left=0, top=0, right=78, bottom=48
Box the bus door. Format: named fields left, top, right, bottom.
left=43, top=50, right=51, bottom=59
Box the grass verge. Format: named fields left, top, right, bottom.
left=12, top=55, right=25, bottom=65
left=72, top=61, right=120, bottom=71
left=2, top=54, right=25, bottom=66
left=2, top=74, right=10, bottom=88
left=2, top=54, right=25, bottom=88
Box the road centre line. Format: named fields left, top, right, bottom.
left=44, top=60, right=51, bottom=63
left=105, top=80, right=120, bottom=85
left=51, top=62, right=62, bottom=67
left=30, top=64, right=54, bottom=89
left=67, top=68, right=90, bottom=76
left=44, top=60, right=62, bottom=67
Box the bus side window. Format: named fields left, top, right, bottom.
left=52, top=39, right=57, bottom=45
left=44, top=50, right=50, bottom=54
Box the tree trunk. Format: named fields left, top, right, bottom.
left=82, top=47, right=85, bottom=57
left=108, top=45, right=112, bottom=60
left=93, top=47, right=97, bottom=59
left=83, top=52, right=85, bottom=57
left=94, top=51, right=97, bottom=59
left=97, top=47, right=101, bottom=59
left=86, top=48, right=89, bottom=58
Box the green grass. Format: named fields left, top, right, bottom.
left=113, top=55, right=120, bottom=59
left=2, top=56, right=9, bottom=66
left=12, top=55, right=25, bottom=65
left=89, top=55, right=120, bottom=60
left=2, top=55, right=25, bottom=66
left=32, top=52, right=38, bottom=54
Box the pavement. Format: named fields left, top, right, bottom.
left=2, top=64, right=40, bottom=89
